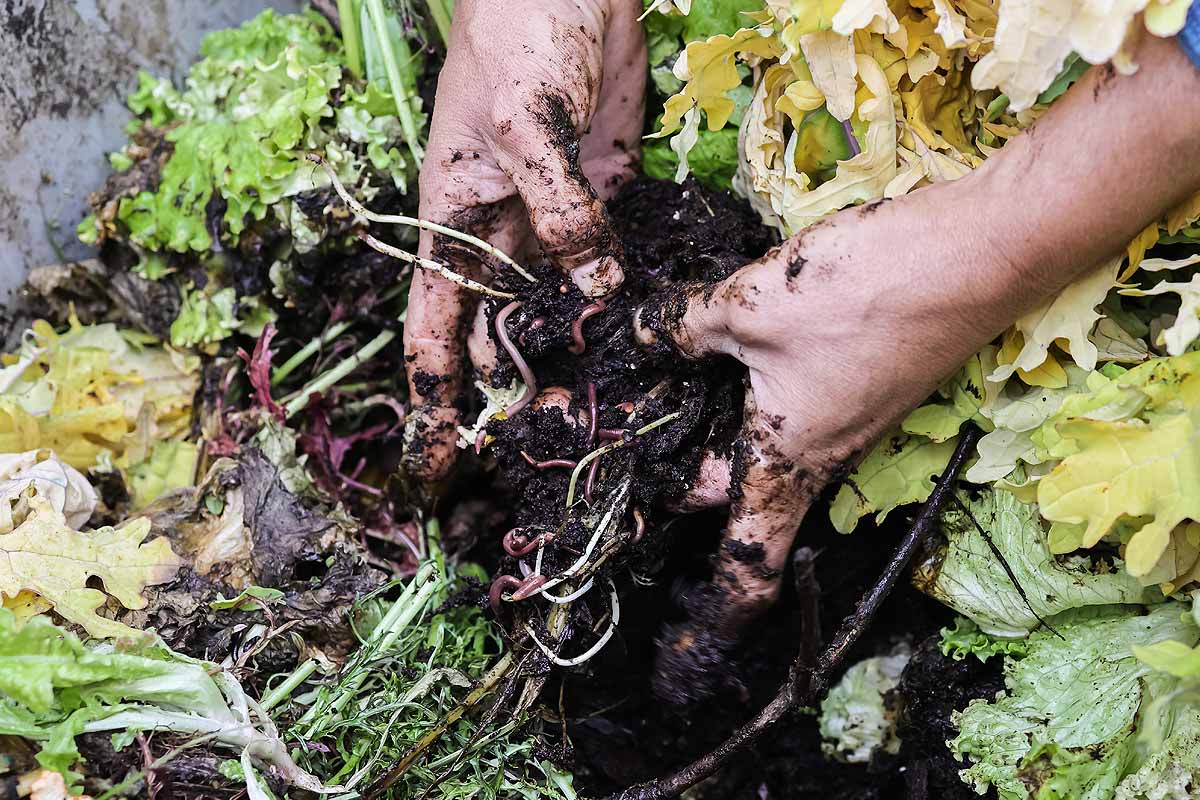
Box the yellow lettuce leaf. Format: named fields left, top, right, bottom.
left=990, top=256, right=1121, bottom=384
left=830, top=0, right=899, bottom=36
left=0, top=496, right=180, bottom=638
left=798, top=30, right=858, bottom=121
left=654, top=26, right=785, bottom=139
left=931, top=0, right=969, bottom=46
left=1120, top=273, right=1200, bottom=357
left=971, top=0, right=1155, bottom=111
left=1037, top=358, right=1200, bottom=578
left=829, top=432, right=958, bottom=533
left=776, top=53, right=898, bottom=232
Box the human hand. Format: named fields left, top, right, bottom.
left=403, top=0, right=646, bottom=481
left=642, top=32, right=1200, bottom=702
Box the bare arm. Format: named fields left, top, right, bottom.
left=648, top=32, right=1200, bottom=698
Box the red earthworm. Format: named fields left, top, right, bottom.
left=616, top=401, right=635, bottom=414
left=489, top=575, right=522, bottom=614
left=586, top=382, right=598, bottom=446
left=568, top=300, right=607, bottom=355
left=518, top=317, right=545, bottom=346
left=585, top=457, right=600, bottom=504
left=495, top=301, right=536, bottom=417
left=521, top=451, right=578, bottom=470
left=502, top=528, right=555, bottom=557
left=598, top=428, right=628, bottom=441
left=474, top=429, right=488, bottom=454
left=631, top=506, right=646, bottom=544
left=511, top=574, right=549, bottom=600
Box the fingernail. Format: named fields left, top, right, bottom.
left=571, top=256, right=624, bottom=298
left=632, top=306, right=659, bottom=347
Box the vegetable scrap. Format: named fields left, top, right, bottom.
left=3, top=0, right=1200, bottom=799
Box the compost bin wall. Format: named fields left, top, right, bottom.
left=0, top=0, right=302, bottom=299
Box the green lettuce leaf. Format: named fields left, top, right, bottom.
left=916, top=489, right=1151, bottom=637
left=940, top=617, right=1029, bottom=662
left=0, top=609, right=322, bottom=791
left=828, top=433, right=957, bottom=534
left=950, top=603, right=1198, bottom=800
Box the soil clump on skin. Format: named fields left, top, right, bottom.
left=459, top=177, right=1001, bottom=798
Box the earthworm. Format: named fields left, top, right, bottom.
left=495, top=301, right=536, bottom=417
left=631, top=506, right=646, bottom=544
left=585, top=457, right=601, bottom=504
left=518, top=317, right=545, bottom=346
left=511, top=573, right=549, bottom=600
left=521, top=451, right=578, bottom=470
left=586, top=382, right=598, bottom=446
left=616, top=401, right=635, bottom=414
left=568, top=300, right=607, bottom=355
left=598, top=428, right=628, bottom=441
left=489, top=575, right=522, bottom=614
left=503, top=528, right=554, bottom=557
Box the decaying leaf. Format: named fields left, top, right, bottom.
left=0, top=497, right=180, bottom=639
left=0, top=450, right=96, bottom=533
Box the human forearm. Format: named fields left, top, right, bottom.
left=963, top=32, right=1200, bottom=310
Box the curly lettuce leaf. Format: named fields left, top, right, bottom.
left=940, top=617, right=1030, bottom=662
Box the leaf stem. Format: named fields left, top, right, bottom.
left=283, top=329, right=397, bottom=418
left=272, top=320, right=353, bottom=386
left=364, top=0, right=425, bottom=164
left=565, top=412, right=681, bottom=508
left=337, top=0, right=364, bottom=77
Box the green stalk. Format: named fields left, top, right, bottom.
left=283, top=329, right=396, bottom=418
left=300, top=564, right=440, bottom=737
left=261, top=658, right=318, bottom=711
left=271, top=320, right=353, bottom=387
left=427, top=0, right=453, bottom=47
left=337, top=0, right=364, bottom=78
left=365, top=0, right=425, bottom=164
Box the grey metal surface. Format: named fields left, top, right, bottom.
left=0, top=0, right=303, bottom=300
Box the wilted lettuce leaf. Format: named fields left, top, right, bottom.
left=1036, top=351, right=1200, bottom=578
left=951, top=603, right=1198, bottom=800
left=818, top=643, right=910, bottom=763
left=917, top=489, right=1150, bottom=637
left=0, top=609, right=321, bottom=790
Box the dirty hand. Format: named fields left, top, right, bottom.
left=403, top=0, right=646, bottom=481
left=643, top=32, right=1200, bottom=702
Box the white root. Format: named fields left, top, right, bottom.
left=308, top=153, right=536, bottom=282
left=525, top=580, right=620, bottom=667
left=360, top=233, right=515, bottom=299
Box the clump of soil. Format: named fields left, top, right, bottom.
left=482, top=177, right=775, bottom=588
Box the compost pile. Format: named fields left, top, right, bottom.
left=4, top=1, right=1200, bottom=800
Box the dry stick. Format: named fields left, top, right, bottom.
left=607, top=426, right=981, bottom=800
left=307, top=153, right=536, bottom=282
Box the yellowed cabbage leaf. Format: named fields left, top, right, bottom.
left=0, top=496, right=180, bottom=638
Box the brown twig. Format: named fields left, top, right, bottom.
left=606, top=426, right=980, bottom=800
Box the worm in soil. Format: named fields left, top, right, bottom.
left=568, top=300, right=607, bottom=355
left=495, top=301, right=537, bottom=417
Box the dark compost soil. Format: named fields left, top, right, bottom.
left=454, top=177, right=1004, bottom=799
